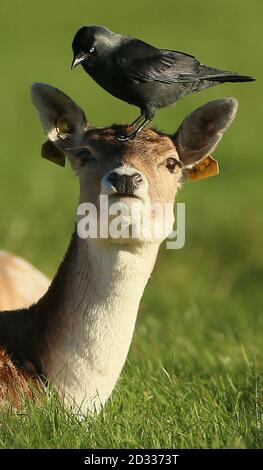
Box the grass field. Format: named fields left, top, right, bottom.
left=0, top=0, right=262, bottom=448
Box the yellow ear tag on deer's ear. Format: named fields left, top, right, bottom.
left=186, top=155, right=219, bottom=181
left=55, top=118, right=72, bottom=135
left=41, top=141, right=66, bottom=167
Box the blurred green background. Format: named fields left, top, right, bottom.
left=0, top=0, right=262, bottom=448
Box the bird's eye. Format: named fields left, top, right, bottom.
left=89, top=47, right=95, bottom=53
left=76, top=150, right=97, bottom=168
left=164, top=157, right=179, bottom=173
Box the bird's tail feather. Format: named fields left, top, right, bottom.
left=198, top=65, right=255, bottom=83
left=208, top=74, right=255, bottom=83
left=161, top=71, right=255, bottom=84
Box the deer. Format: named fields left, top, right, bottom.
left=0, top=251, right=50, bottom=311
left=0, top=83, right=238, bottom=415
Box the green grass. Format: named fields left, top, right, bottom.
left=0, top=0, right=262, bottom=448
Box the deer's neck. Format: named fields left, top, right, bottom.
left=37, top=233, right=159, bottom=414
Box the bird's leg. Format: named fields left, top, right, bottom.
left=118, top=118, right=150, bottom=141
left=118, top=109, right=155, bottom=141
left=130, top=114, right=145, bottom=126
left=128, top=118, right=151, bottom=140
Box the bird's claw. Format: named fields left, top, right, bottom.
left=117, top=133, right=136, bottom=142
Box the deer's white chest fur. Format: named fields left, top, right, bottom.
left=44, top=239, right=159, bottom=414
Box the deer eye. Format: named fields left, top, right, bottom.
left=76, top=150, right=97, bottom=168
left=89, top=47, right=95, bottom=53
left=164, top=157, right=179, bottom=173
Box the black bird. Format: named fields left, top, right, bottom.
left=71, top=25, right=255, bottom=140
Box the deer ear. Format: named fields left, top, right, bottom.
left=31, top=83, right=88, bottom=143
left=174, top=98, right=238, bottom=171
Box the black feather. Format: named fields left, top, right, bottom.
left=208, top=74, right=255, bottom=83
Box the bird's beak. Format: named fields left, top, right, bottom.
left=71, top=53, right=88, bottom=70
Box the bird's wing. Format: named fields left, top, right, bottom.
left=115, top=39, right=201, bottom=84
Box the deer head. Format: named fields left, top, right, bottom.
left=31, top=83, right=238, bottom=245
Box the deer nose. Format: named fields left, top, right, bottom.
left=107, top=172, right=143, bottom=195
